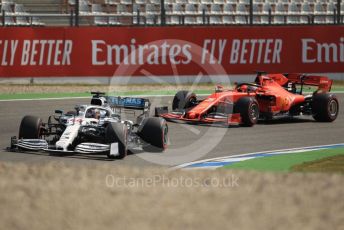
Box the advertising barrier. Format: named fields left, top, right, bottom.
left=0, top=26, right=343, bottom=77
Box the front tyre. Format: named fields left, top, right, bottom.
left=234, top=97, right=259, bottom=127
left=138, top=117, right=168, bottom=152
left=19, top=115, right=43, bottom=139
left=105, top=122, right=128, bottom=159
left=172, top=90, right=197, bottom=111
left=312, top=93, right=339, bottom=122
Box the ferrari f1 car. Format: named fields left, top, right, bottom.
left=10, top=92, right=168, bottom=159
left=155, top=73, right=339, bottom=127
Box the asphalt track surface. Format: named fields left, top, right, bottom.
left=0, top=94, right=343, bottom=167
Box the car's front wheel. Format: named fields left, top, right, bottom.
left=105, top=122, right=128, bottom=159
left=138, top=117, right=168, bottom=152
left=172, top=90, right=197, bottom=111
left=234, top=97, right=259, bottom=127
left=19, top=115, right=43, bottom=139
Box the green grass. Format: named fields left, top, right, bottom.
left=0, top=92, right=90, bottom=100
left=223, top=148, right=344, bottom=172
left=292, top=155, right=344, bottom=174
left=302, top=85, right=344, bottom=92
left=333, top=80, right=344, bottom=86
left=0, top=90, right=213, bottom=100
left=0, top=84, right=343, bottom=100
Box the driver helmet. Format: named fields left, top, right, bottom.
left=215, top=85, right=224, bottom=93
left=93, top=109, right=100, bottom=119
left=240, top=85, right=249, bottom=92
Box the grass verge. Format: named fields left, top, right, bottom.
left=292, top=155, right=344, bottom=174
left=0, top=89, right=213, bottom=100
left=1, top=86, right=344, bottom=100
left=223, top=148, right=344, bottom=172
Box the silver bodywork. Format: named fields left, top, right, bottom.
left=14, top=95, right=151, bottom=157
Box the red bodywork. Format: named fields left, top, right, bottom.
left=159, top=73, right=333, bottom=125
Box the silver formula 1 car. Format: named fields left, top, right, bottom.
left=9, top=92, right=168, bottom=159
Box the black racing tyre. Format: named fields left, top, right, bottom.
left=105, top=122, right=128, bottom=159
left=172, top=90, right=197, bottom=111
left=18, top=115, right=43, bottom=139
left=138, top=117, right=168, bottom=152
left=312, top=93, right=339, bottom=122
left=234, top=97, right=259, bottom=127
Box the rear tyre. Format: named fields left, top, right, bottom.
left=234, top=97, right=259, bottom=127
left=19, top=115, right=43, bottom=139
left=172, top=90, right=197, bottom=111
left=312, top=93, right=339, bottom=122
left=105, top=122, right=128, bottom=159
left=138, top=117, right=168, bottom=152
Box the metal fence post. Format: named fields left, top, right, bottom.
left=70, top=9, right=74, bottom=26
left=337, top=0, right=341, bottom=24
left=160, top=0, right=165, bottom=26
left=2, top=10, right=5, bottom=26
left=137, top=9, right=140, bottom=25
left=249, top=0, right=253, bottom=25
left=75, top=0, right=79, bottom=27
left=268, top=9, right=271, bottom=24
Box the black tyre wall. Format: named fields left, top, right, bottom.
left=312, top=93, right=339, bottom=122
left=105, top=122, right=128, bottom=159
left=138, top=117, right=168, bottom=151
left=172, top=90, right=196, bottom=111
left=234, top=97, right=259, bottom=127
left=18, top=115, right=43, bottom=139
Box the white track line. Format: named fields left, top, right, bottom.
left=173, top=143, right=344, bottom=169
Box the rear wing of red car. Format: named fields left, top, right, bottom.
left=285, top=74, right=333, bottom=92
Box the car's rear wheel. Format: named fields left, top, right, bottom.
left=19, top=115, right=43, bottom=139
left=234, top=97, right=259, bottom=127
left=105, top=122, right=128, bottom=159
left=312, top=93, right=339, bottom=122
left=138, top=117, right=168, bottom=152
left=172, top=90, right=197, bottom=111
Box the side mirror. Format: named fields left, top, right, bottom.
left=55, top=110, right=63, bottom=115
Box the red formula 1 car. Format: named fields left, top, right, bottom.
left=155, top=73, right=339, bottom=127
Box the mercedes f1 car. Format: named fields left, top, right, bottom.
left=155, top=73, right=339, bottom=127
left=10, top=92, right=168, bottom=159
